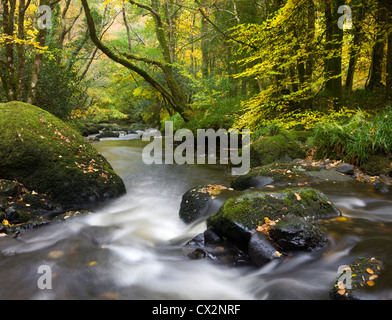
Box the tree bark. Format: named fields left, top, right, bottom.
left=27, top=0, right=49, bottom=105
left=367, top=1, right=387, bottom=90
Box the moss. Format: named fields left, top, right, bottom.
left=0, top=101, right=126, bottom=209
left=207, top=187, right=340, bottom=245
left=250, top=134, right=306, bottom=168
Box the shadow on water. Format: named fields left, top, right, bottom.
left=0, top=136, right=392, bottom=299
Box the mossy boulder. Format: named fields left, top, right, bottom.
left=0, top=101, right=126, bottom=210
left=207, top=187, right=340, bottom=251
left=330, top=257, right=384, bottom=300
left=250, top=134, right=306, bottom=168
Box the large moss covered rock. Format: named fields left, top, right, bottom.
left=0, top=102, right=126, bottom=210
left=207, top=187, right=340, bottom=252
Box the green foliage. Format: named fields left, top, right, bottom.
left=160, top=112, right=185, bottom=132
left=36, top=57, right=88, bottom=120
left=250, top=133, right=306, bottom=168
left=311, top=108, right=392, bottom=165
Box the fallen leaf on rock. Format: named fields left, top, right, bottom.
left=337, top=289, right=346, bottom=295
left=367, top=281, right=375, bottom=287
left=366, top=268, right=374, bottom=274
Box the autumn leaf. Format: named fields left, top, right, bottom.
left=366, top=268, right=374, bottom=274
left=337, top=289, right=346, bottom=296
left=294, top=193, right=301, bottom=201
left=367, top=281, right=375, bottom=287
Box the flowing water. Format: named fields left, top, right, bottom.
left=1, top=135, right=392, bottom=300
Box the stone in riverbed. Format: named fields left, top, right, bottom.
left=330, top=257, right=384, bottom=300
left=179, top=185, right=228, bottom=224
left=248, top=231, right=282, bottom=267
left=207, top=187, right=340, bottom=250
left=205, top=187, right=339, bottom=267
left=269, top=215, right=328, bottom=252
left=336, top=163, right=355, bottom=175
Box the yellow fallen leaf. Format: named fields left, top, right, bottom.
left=366, top=268, right=374, bottom=274
left=369, top=275, right=378, bottom=281
left=99, top=292, right=120, bottom=300
left=338, top=282, right=346, bottom=290
left=48, top=250, right=65, bottom=259
left=88, top=261, right=97, bottom=266
left=337, top=289, right=346, bottom=295
left=2, top=219, right=9, bottom=226
left=367, top=280, right=375, bottom=287
left=264, top=217, right=271, bottom=224
left=335, top=216, right=348, bottom=222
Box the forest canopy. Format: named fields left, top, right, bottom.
left=1, top=0, right=392, bottom=134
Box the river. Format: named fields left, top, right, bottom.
left=0, top=135, right=392, bottom=300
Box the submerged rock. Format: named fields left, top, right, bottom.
left=0, top=102, right=126, bottom=213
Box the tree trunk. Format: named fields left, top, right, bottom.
left=384, top=0, right=392, bottom=99
left=27, top=0, right=49, bottom=105
left=324, top=0, right=344, bottom=110
left=345, top=0, right=365, bottom=92
left=201, top=15, right=210, bottom=79
left=367, top=1, right=387, bottom=89
left=2, top=0, right=17, bottom=101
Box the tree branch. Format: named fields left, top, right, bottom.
left=195, top=0, right=257, bottom=51
left=80, top=0, right=183, bottom=115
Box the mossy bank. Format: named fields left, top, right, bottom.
left=0, top=101, right=126, bottom=214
